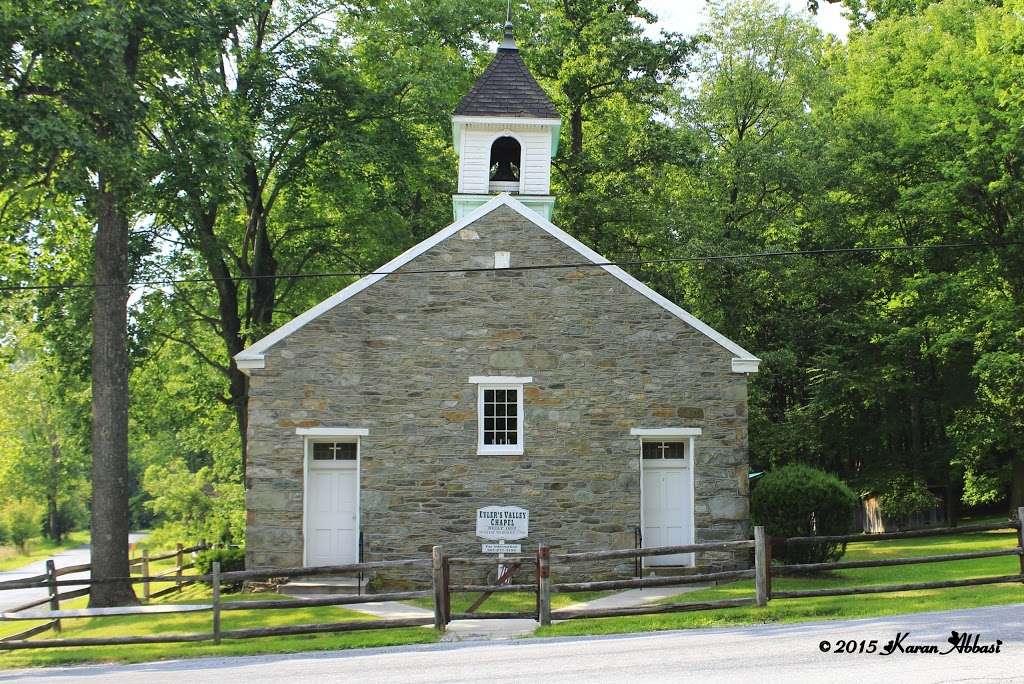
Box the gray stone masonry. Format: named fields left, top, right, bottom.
left=245, top=204, right=751, bottom=585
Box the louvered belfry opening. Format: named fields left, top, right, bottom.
left=489, top=136, right=521, bottom=192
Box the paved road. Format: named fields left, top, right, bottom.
left=3, top=603, right=1022, bottom=683
left=0, top=534, right=147, bottom=612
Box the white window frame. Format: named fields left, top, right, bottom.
left=470, top=376, right=532, bottom=456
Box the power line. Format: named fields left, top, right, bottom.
left=1, top=240, right=1021, bottom=293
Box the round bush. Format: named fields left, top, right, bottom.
left=196, top=547, right=246, bottom=591
left=751, top=464, right=858, bottom=565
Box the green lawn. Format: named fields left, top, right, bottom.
left=536, top=526, right=1024, bottom=637
left=0, top=585, right=439, bottom=669
left=0, top=532, right=90, bottom=572
left=4, top=526, right=1021, bottom=666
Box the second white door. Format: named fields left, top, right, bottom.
left=642, top=460, right=693, bottom=566
left=306, top=464, right=358, bottom=566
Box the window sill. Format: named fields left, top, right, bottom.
left=477, top=446, right=524, bottom=456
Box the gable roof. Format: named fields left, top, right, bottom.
left=234, top=194, right=760, bottom=374
left=454, top=46, right=559, bottom=119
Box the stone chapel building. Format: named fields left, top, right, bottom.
left=236, top=23, right=760, bottom=581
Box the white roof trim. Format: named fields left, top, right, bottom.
left=235, top=357, right=265, bottom=371
left=731, top=359, right=760, bottom=374
left=235, top=193, right=760, bottom=373
left=295, top=427, right=369, bottom=437
left=469, top=376, right=533, bottom=384
left=631, top=428, right=703, bottom=437
left=452, top=115, right=561, bottom=126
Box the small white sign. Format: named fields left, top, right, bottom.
left=482, top=543, right=521, bottom=554
left=476, top=505, right=529, bottom=540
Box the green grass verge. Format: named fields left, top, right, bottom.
left=0, top=584, right=438, bottom=668
left=536, top=527, right=1024, bottom=637
left=0, top=532, right=90, bottom=572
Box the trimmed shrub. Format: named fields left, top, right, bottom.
left=878, top=475, right=941, bottom=524
left=196, top=547, right=246, bottom=591
left=751, top=464, right=858, bottom=565
left=1, top=499, right=44, bottom=554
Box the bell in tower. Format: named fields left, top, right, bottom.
left=450, top=20, right=561, bottom=220
left=489, top=136, right=522, bottom=185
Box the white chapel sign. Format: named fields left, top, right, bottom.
left=476, top=506, right=529, bottom=541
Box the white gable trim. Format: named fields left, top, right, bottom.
left=469, top=375, right=534, bottom=384
left=631, top=427, right=703, bottom=437
left=295, top=427, right=369, bottom=437
left=234, top=193, right=760, bottom=373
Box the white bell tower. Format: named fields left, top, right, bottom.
left=451, top=21, right=561, bottom=220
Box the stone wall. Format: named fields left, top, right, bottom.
left=245, top=204, right=751, bottom=584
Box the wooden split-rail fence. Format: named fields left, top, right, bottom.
left=0, top=542, right=210, bottom=643
left=1, top=509, right=1022, bottom=651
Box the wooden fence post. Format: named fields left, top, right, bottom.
left=45, top=560, right=61, bottom=634
left=212, top=561, right=222, bottom=645
left=141, top=549, right=151, bottom=603
left=175, top=543, right=184, bottom=592
left=537, top=543, right=551, bottom=627
left=754, top=526, right=768, bottom=607
left=431, top=546, right=446, bottom=632
left=442, top=554, right=452, bottom=625
left=1017, top=507, right=1024, bottom=581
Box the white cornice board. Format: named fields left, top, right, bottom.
left=234, top=193, right=760, bottom=374
left=631, top=428, right=703, bottom=437
left=295, top=427, right=369, bottom=437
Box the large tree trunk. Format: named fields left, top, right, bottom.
left=231, top=367, right=249, bottom=479
left=88, top=177, right=138, bottom=607
left=569, top=105, right=583, bottom=158
left=47, top=495, right=59, bottom=543
left=47, top=433, right=61, bottom=541
left=1011, top=455, right=1024, bottom=517
left=193, top=208, right=252, bottom=476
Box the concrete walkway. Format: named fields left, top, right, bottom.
left=344, top=583, right=709, bottom=642
left=342, top=600, right=536, bottom=641
left=341, top=600, right=433, bottom=621
left=559, top=583, right=708, bottom=612
left=0, top=533, right=147, bottom=612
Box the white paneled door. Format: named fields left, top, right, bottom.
left=306, top=463, right=358, bottom=566
left=642, top=460, right=694, bottom=566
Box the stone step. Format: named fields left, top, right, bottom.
left=279, top=576, right=371, bottom=597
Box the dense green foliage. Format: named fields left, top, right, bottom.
left=1, top=499, right=45, bottom=553
left=196, top=547, right=247, bottom=590
left=877, top=475, right=943, bottom=523
left=0, top=0, right=1021, bottom=545
left=751, top=464, right=858, bottom=563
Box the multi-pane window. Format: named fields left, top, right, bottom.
left=477, top=384, right=524, bottom=455
left=483, top=388, right=519, bottom=446
left=312, top=441, right=357, bottom=461
left=641, top=441, right=686, bottom=460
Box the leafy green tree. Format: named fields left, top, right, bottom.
left=835, top=0, right=1024, bottom=512
left=0, top=314, right=90, bottom=542
left=1, top=499, right=45, bottom=553
left=142, top=459, right=245, bottom=549
left=522, top=1, right=696, bottom=254
left=141, top=0, right=494, bottom=470
left=0, top=0, right=224, bottom=605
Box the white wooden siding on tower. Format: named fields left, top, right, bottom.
left=457, top=123, right=553, bottom=196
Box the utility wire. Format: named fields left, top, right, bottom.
left=1, top=240, right=1021, bottom=293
